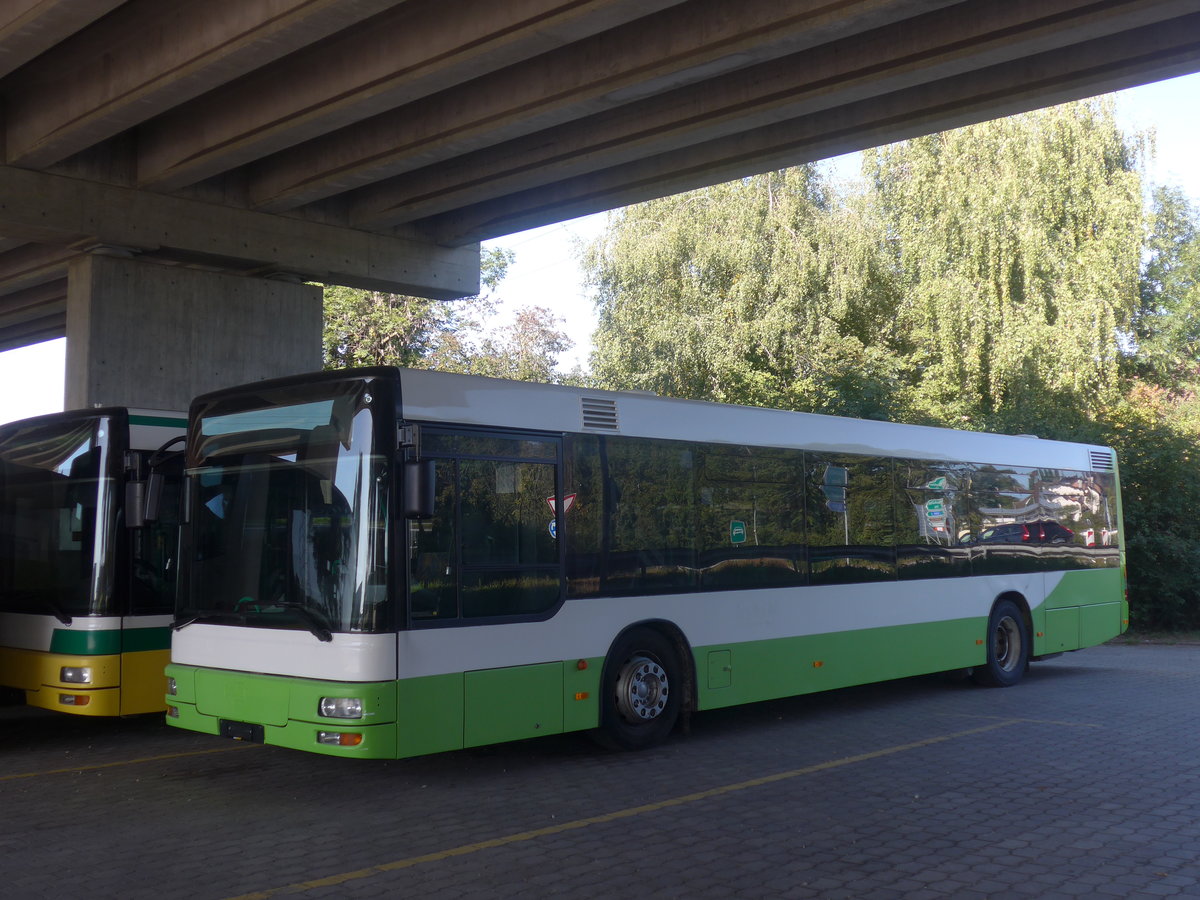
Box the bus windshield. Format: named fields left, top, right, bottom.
left=182, top=379, right=390, bottom=635
left=0, top=414, right=119, bottom=619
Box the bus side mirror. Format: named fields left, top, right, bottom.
left=144, top=471, right=164, bottom=523
left=126, top=480, right=147, bottom=528
left=126, top=472, right=165, bottom=528
left=404, top=460, right=436, bottom=519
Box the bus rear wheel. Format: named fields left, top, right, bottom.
left=597, top=628, right=682, bottom=751
left=973, top=599, right=1030, bottom=688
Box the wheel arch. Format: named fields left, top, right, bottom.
left=601, top=618, right=697, bottom=716
left=994, top=589, right=1033, bottom=639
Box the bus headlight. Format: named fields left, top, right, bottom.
left=166, top=677, right=177, bottom=696
left=60, top=667, right=92, bottom=684
left=318, top=697, right=363, bottom=719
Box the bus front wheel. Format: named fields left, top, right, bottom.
left=973, top=599, right=1030, bottom=688
left=597, top=628, right=682, bottom=751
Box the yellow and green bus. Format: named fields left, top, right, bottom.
left=166, top=367, right=1125, bottom=757
left=0, top=407, right=184, bottom=716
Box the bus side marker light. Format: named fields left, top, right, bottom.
left=576, top=660, right=588, bottom=670
left=60, top=667, right=92, bottom=684
left=1037, top=632, right=1045, bottom=638
left=976, top=639, right=985, bottom=645
left=812, top=661, right=823, bottom=668
left=59, top=694, right=90, bottom=706
left=574, top=692, right=589, bottom=701
left=317, top=732, right=363, bottom=747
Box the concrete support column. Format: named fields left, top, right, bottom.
left=65, top=254, right=323, bottom=412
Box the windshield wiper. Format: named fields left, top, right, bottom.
left=171, top=609, right=247, bottom=631
left=272, top=602, right=334, bottom=643
left=38, top=597, right=72, bottom=626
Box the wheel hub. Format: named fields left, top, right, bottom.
left=615, top=655, right=669, bottom=723
left=994, top=616, right=1022, bottom=672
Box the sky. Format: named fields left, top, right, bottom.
left=1, top=73, right=1197, bottom=425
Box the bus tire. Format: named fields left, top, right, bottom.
left=972, top=599, right=1030, bottom=688
left=596, top=628, right=682, bottom=751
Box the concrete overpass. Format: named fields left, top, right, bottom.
left=1, top=0, right=1197, bottom=409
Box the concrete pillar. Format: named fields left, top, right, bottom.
left=65, top=254, right=323, bottom=411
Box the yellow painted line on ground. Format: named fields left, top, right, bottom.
left=227, top=720, right=1019, bottom=900
left=0, top=743, right=259, bottom=782
left=944, top=713, right=1103, bottom=728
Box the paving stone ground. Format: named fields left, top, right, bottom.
left=2, top=644, right=1199, bottom=899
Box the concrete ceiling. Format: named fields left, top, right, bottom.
left=1, top=0, right=1198, bottom=352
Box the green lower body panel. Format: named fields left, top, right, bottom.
left=1040, top=567, right=1127, bottom=652
left=167, top=658, right=605, bottom=760
left=695, top=616, right=985, bottom=711
left=166, top=664, right=399, bottom=758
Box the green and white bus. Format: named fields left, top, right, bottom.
left=165, top=367, right=1125, bottom=757
left=0, top=408, right=185, bottom=716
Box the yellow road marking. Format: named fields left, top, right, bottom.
left=0, top=743, right=259, bottom=782
left=944, top=713, right=1102, bottom=728
left=228, top=720, right=1019, bottom=900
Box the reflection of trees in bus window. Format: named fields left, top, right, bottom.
left=806, top=454, right=896, bottom=585
left=602, top=438, right=696, bottom=594
left=971, top=465, right=1036, bottom=494
left=696, top=445, right=805, bottom=590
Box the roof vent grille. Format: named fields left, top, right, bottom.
left=1088, top=450, right=1115, bottom=472
left=581, top=397, right=619, bottom=432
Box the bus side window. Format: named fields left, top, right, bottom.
left=806, top=454, right=897, bottom=585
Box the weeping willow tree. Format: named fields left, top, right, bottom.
left=586, top=100, right=1145, bottom=436
left=864, top=98, right=1145, bottom=432
left=587, top=166, right=909, bottom=420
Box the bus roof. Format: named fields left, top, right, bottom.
left=394, top=368, right=1114, bottom=473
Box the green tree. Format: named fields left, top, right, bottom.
left=864, top=99, right=1144, bottom=432
left=586, top=166, right=909, bottom=419
left=1133, top=185, right=1200, bottom=383
left=323, top=246, right=515, bottom=370
left=322, top=246, right=567, bottom=381
left=459, top=305, right=574, bottom=383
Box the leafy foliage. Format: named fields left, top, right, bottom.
left=1134, top=186, right=1200, bottom=383
left=323, top=246, right=574, bottom=383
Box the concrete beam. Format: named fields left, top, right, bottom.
left=65, top=255, right=323, bottom=410
left=0, top=280, right=68, bottom=351
left=0, top=312, right=64, bottom=353
left=4, top=0, right=405, bottom=168
left=418, top=14, right=1200, bottom=244
left=0, top=243, right=75, bottom=297
left=350, top=0, right=1193, bottom=230
left=248, top=0, right=958, bottom=211
left=137, top=0, right=682, bottom=192
left=0, top=280, right=68, bottom=320
left=0, top=0, right=121, bottom=79
left=0, top=166, right=480, bottom=298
